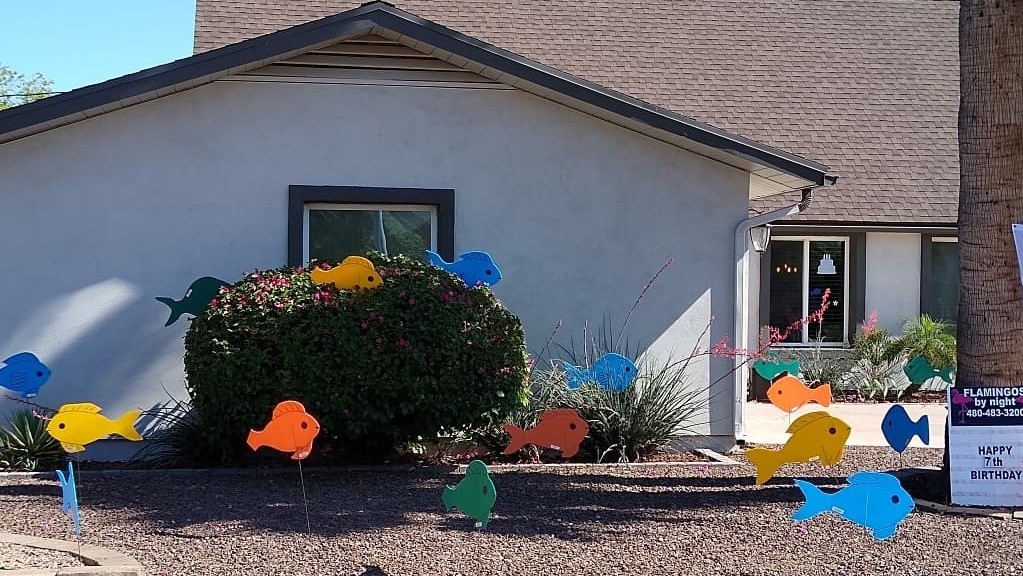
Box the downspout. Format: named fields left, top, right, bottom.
left=732, top=188, right=816, bottom=443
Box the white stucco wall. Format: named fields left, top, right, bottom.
left=0, top=78, right=750, bottom=444
left=865, top=232, right=922, bottom=333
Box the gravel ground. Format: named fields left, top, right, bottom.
left=1, top=447, right=1021, bottom=576
left=0, top=541, right=85, bottom=570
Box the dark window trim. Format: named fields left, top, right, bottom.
left=758, top=231, right=865, bottom=344
left=920, top=233, right=959, bottom=319
left=287, top=185, right=455, bottom=267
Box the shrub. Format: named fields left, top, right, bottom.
left=129, top=396, right=224, bottom=468
left=473, top=316, right=709, bottom=463
left=0, top=410, right=62, bottom=471
left=847, top=319, right=907, bottom=401
left=184, top=252, right=529, bottom=464
left=900, top=315, right=956, bottom=395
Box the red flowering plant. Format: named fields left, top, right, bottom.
left=184, top=252, right=529, bottom=464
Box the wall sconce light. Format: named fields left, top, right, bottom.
left=750, top=225, right=771, bottom=253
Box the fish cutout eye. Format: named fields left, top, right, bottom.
left=777, top=390, right=783, bottom=395
left=482, top=485, right=488, bottom=495
left=886, top=420, right=891, bottom=427
left=891, top=495, right=900, bottom=504
left=300, top=421, right=309, bottom=430
left=367, top=276, right=375, bottom=283
left=58, top=422, right=66, bottom=429
left=625, top=367, right=632, bottom=372
left=485, top=270, right=492, bottom=276
left=569, top=423, right=577, bottom=430
left=828, top=427, right=836, bottom=435
left=36, top=371, right=43, bottom=377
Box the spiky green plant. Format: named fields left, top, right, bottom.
left=128, top=397, right=225, bottom=468
left=900, top=315, right=956, bottom=395
left=0, top=410, right=62, bottom=471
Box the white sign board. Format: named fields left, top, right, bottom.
left=948, top=385, right=1023, bottom=507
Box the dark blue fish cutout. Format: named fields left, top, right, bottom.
left=793, top=471, right=914, bottom=540
left=55, top=462, right=81, bottom=537
left=753, top=355, right=800, bottom=381
left=881, top=404, right=930, bottom=454
left=155, top=276, right=231, bottom=326
left=903, top=355, right=954, bottom=385
left=562, top=353, right=638, bottom=392
left=425, top=251, right=502, bottom=287
left=810, top=287, right=823, bottom=297
left=0, top=352, right=52, bottom=399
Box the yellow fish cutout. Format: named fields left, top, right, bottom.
left=310, top=256, right=382, bottom=291
left=745, top=411, right=851, bottom=485
left=46, top=403, right=144, bottom=453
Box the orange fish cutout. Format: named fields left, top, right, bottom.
left=502, top=408, right=589, bottom=458
left=247, top=400, right=321, bottom=460
left=767, top=375, right=832, bottom=413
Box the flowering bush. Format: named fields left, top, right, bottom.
left=184, top=252, right=529, bottom=463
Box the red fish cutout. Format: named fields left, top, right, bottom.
left=247, top=400, right=321, bottom=460
left=503, top=408, right=589, bottom=458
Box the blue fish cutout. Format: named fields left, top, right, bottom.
left=793, top=471, right=914, bottom=540
left=0, top=352, right=52, bottom=399
left=55, top=462, right=81, bottom=537
left=425, top=251, right=502, bottom=287
left=903, top=355, right=954, bottom=386
left=562, top=353, right=638, bottom=392
left=881, top=404, right=930, bottom=454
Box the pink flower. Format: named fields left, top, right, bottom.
left=209, top=298, right=219, bottom=309
left=441, top=291, right=454, bottom=302
left=273, top=301, right=284, bottom=309
left=408, top=298, right=416, bottom=306
left=862, top=310, right=879, bottom=336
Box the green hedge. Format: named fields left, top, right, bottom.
left=184, top=253, right=529, bottom=463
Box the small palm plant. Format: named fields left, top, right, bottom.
left=0, top=409, right=62, bottom=471
left=900, top=315, right=956, bottom=395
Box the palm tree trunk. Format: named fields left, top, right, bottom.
left=949, top=0, right=1023, bottom=498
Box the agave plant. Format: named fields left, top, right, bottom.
left=129, top=397, right=226, bottom=468
left=0, top=409, right=62, bottom=471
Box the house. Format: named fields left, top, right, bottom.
left=193, top=0, right=961, bottom=409
left=0, top=1, right=839, bottom=454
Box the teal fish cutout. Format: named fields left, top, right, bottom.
left=442, top=459, right=496, bottom=528
left=753, top=355, right=801, bottom=381
left=155, top=276, right=231, bottom=326
left=903, top=356, right=954, bottom=385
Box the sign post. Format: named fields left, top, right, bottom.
left=948, top=385, right=1023, bottom=507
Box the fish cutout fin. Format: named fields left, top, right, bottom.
left=339, top=256, right=376, bottom=270
left=847, top=471, right=902, bottom=487
left=114, top=409, right=143, bottom=441
left=246, top=429, right=264, bottom=451
left=561, top=362, right=590, bottom=390
left=785, top=411, right=831, bottom=434
left=539, top=408, right=580, bottom=422
left=425, top=250, right=450, bottom=267
left=458, top=251, right=494, bottom=261
left=746, top=447, right=783, bottom=485
left=916, top=414, right=930, bottom=445
left=441, top=485, right=457, bottom=511
left=2, top=352, right=41, bottom=365
left=872, top=523, right=898, bottom=540
left=272, top=400, right=307, bottom=418
left=61, top=442, right=86, bottom=454
left=938, top=366, right=955, bottom=384
left=58, top=403, right=103, bottom=414
left=792, top=479, right=831, bottom=521
left=9, top=372, right=26, bottom=385
left=501, top=423, right=528, bottom=455
left=812, top=383, right=832, bottom=407
left=154, top=296, right=185, bottom=326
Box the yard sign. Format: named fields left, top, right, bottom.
left=948, top=385, right=1023, bottom=507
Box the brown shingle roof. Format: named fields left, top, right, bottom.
left=195, top=0, right=960, bottom=225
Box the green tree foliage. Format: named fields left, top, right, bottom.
left=0, top=63, right=54, bottom=110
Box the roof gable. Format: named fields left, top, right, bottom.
left=192, top=0, right=959, bottom=225
left=0, top=1, right=830, bottom=193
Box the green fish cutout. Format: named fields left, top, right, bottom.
left=753, top=355, right=801, bottom=381
left=903, top=355, right=954, bottom=385
left=155, top=276, right=231, bottom=326
left=442, top=460, right=496, bottom=528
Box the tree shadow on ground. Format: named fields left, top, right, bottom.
left=0, top=468, right=853, bottom=539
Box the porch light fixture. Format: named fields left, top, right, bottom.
left=749, top=225, right=771, bottom=253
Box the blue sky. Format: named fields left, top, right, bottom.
left=1, top=1, right=196, bottom=93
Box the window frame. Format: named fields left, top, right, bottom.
left=767, top=235, right=851, bottom=347
left=288, top=186, right=455, bottom=267
left=920, top=233, right=959, bottom=324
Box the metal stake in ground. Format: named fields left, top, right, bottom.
left=297, top=458, right=311, bottom=534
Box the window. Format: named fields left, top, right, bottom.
left=921, top=236, right=959, bottom=324
left=288, top=186, right=454, bottom=267
left=305, top=204, right=436, bottom=263
left=767, top=237, right=849, bottom=345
